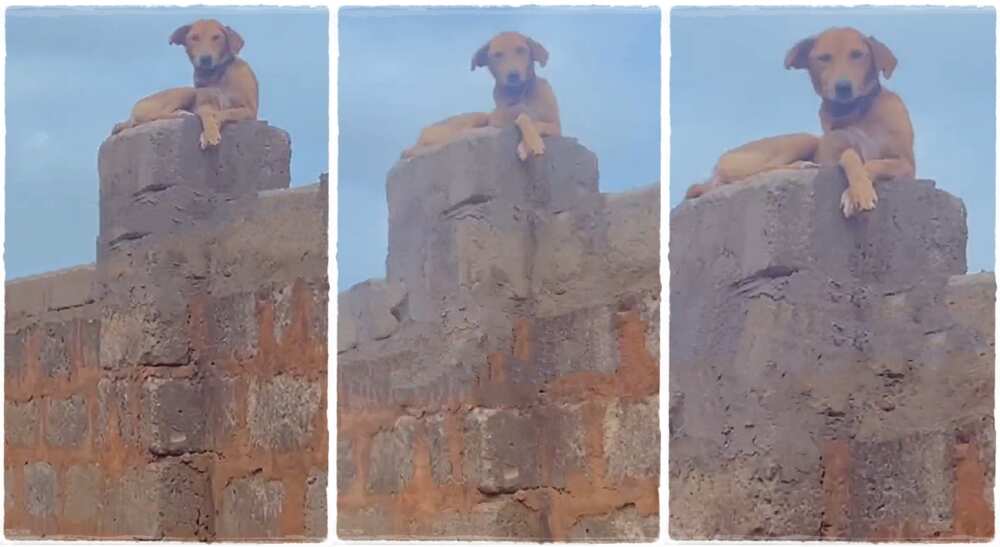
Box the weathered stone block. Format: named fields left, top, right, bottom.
left=96, top=378, right=140, bottom=447
left=202, top=291, right=259, bottom=363
left=143, top=378, right=208, bottom=455
left=24, top=462, right=57, bottom=518
left=5, top=466, right=15, bottom=514
left=304, top=470, right=327, bottom=539
left=367, top=416, right=416, bottom=494
left=337, top=507, right=392, bottom=539
left=64, top=464, right=102, bottom=524
left=45, top=394, right=89, bottom=448
left=463, top=405, right=584, bottom=493
left=337, top=438, right=355, bottom=491
left=5, top=264, right=96, bottom=324
left=248, top=374, right=321, bottom=450
left=430, top=498, right=548, bottom=540
left=217, top=475, right=285, bottom=539
left=426, top=414, right=453, bottom=484
left=606, top=397, right=659, bottom=482
left=569, top=505, right=659, bottom=541
left=4, top=330, right=26, bottom=380
left=5, top=399, right=40, bottom=447
left=39, top=321, right=70, bottom=377
left=338, top=279, right=407, bottom=352
left=103, top=461, right=211, bottom=540
left=100, top=302, right=189, bottom=368
left=533, top=304, right=620, bottom=381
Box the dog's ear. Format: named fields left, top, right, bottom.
left=866, top=36, right=897, bottom=79
left=169, top=24, right=191, bottom=46
left=471, top=41, right=490, bottom=71
left=527, top=37, right=549, bottom=67
left=224, top=26, right=245, bottom=56
left=784, top=37, right=815, bottom=70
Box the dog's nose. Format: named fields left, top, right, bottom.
left=198, top=55, right=213, bottom=68
left=834, top=79, right=853, bottom=100
left=506, top=72, right=521, bottom=85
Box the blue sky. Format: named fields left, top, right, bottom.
left=5, top=6, right=328, bottom=280
left=672, top=6, right=996, bottom=274
left=339, top=6, right=661, bottom=291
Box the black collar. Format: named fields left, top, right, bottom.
left=194, top=56, right=235, bottom=88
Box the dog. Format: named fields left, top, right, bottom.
left=685, top=27, right=915, bottom=219
left=402, top=31, right=561, bottom=161
left=111, top=19, right=259, bottom=150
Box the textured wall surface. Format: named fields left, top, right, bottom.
left=670, top=168, right=994, bottom=540
left=337, top=128, right=661, bottom=541
left=5, top=118, right=329, bottom=540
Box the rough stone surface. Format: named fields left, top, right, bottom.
left=5, top=399, right=40, bottom=447
left=431, top=498, right=549, bottom=540
left=304, top=470, right=328, bottom=538
left=39, top=321, right=71, bottom=377
left=337, top=438, right=356, bottom=491
left=670, top=168, right=993, bottom=539
left=143, top=378, right=208, bottom=455
left=248, top=374, right=321, bottom=450
left=103, top=462, right=211, bottom=540
left=569, top=505, right=659, bottom=541
left=338, top=279, right=407, bottom=352
left=64, top=464, right=103, bottom=524
left=5, top=264, right=96, bottom=325
left=24, top=462, right=57, bottom=518
left=606, top=397, right=660, bottom=482
left=45, top=394, right=90, bottom=448
left=367, top=416, right=417, bottom=494
left=218, top=475, right=285, bottom=539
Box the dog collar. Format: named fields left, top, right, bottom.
left=825, top=83, right=882, bottom=121
left=194, top=57, right=236, bottom=88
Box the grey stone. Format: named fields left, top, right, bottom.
left=605, top=397, right=660, bottom=482
left=430, top=497, right=548, bottom=540
left=337, top=507, right=392, bottom=539
left=569, top=505, right=659, bottom=541
left=103, top=461, right=211, bottom=540
left=24, top=462, right=57, bottom=518
left=337, top=437, right=356, bottom=491
left=143, top=378, right=208, bottom=455
left=534, top=304, right=620, bottom=380
left=463, top=405, right=584, bottom=493
left=5, top=331, right=26, bottom=379
left=338, top=279, right=407, bottom=351
left=426, top=414, right=453, bottom=484
left=203, top=291, right=259, bottom=363
left=304, top=470, right=327, bottom=539
left=4, top=264, right=96, bottom=324
left=39, top=321, right=70, bottom=377
left=248, top=374, right=321, bottom=450
left=218, top=475, right=285, bottom=539
left=64, top=464, right=102, bottom=524
left=5, top=399, right=40, bottom=447
left=367, top=416, right=416, bottom=494
left=45, top=394, right=89, bottom=448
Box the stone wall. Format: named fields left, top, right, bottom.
left=337, top=128, right=661, bottom=541
left=670, top=168, right=994, bottom=540
left=5, top=118, right=329, bottom=540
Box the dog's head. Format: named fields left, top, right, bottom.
left=785, top=27, right=897, bottom=104
left=471, top=32, right=549, bottom=91
left=169, top=19, right=245, bottom=71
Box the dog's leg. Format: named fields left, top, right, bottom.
left=838, top=148, right=878, bottom=218
left=514, top=113, right=546, bottom=160
left=403, top=113, right=491, bottom=159
left=864, top=158, right=915, bottom=181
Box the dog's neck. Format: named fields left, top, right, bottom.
left=194, top=56, right=236, bottom=88
left=494, top=77, right=536, bottom=107
left=822, top=83, right=882, bottom=126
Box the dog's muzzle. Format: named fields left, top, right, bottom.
left=834, top=79, right=854, bottom=101
left=198, top=55, right=214, bottom=68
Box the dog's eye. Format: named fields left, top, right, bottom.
left=191, top=34, right=200, bottom=42
left=212, top=34, right=221, bottom=41
left=817, top=53, right=832, bottom=63
left=516, top=46, right=527, bottom=55
left=850, top=49, right=864, bottom=59
left=492, top=51, right=503, bottom=59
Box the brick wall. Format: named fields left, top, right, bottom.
left=5, top=118, right=328, bottom=540
left=337, top=128, right=661, bottom=540
left=670, top=169, right=994, bottom=540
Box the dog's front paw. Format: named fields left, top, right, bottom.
left=200, top=127, right=221, bottom=150
left=517, top=141, right=529, bottom=161
left=840, top=183, right=878, bottom=218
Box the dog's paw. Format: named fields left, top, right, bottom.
left=840, top=184, right=878, bottom=218
left=200, top=128, right=221, bottom=150
left=517, top=141, right=529, bottom=161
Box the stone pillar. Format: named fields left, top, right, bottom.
left=669, top=168, right=993, bottom=539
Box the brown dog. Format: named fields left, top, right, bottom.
left=111, top=19, right=259, bottom=150
left=686, top=27, right=915, bottom=219
left=402, top=31, right=561, bottom=161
